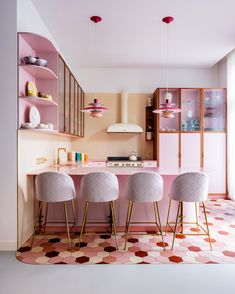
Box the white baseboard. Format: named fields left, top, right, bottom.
left=0, top=241, right=17, bottom=251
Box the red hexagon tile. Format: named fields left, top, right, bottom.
left=16, top=200, right=235, bottom=265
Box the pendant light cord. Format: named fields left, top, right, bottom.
left=166, top=23, right=169, bottom=95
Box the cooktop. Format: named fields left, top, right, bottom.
left=106, top=156, right=143, bottom=167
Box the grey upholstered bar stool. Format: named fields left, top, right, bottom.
left=31, top=172, right=77, bottom=249
left=165, top=172, right=212, bottom=250
left=124, top=172, right=165, bottom=250
left=78, top=172, right=119, bottom=249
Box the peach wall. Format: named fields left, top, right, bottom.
left=18, top=132, right=72, bottom=247
left=72, top=93, right=153, bottom=160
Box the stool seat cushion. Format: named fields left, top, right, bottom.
left=36, top=172, right=76, bottom=202
left=170, top=172, right=209, bottom=202
left=126, top=172, right=163, bottom=202
left=80, top=172, right=119, bottom=202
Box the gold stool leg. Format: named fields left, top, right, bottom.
left=64, top=201, right=72, bottom=250
left=109, top=202, right=114, bottom=235
left=78, top=201, right=89, bottom=248
left=110, top=201, right=119, bottom=250
left=43, top=203, right=49, bottom=233
left=171, top=202, right=181, bottom=250
left=71, top=199, right=77, bottom=235
left=124, top=201, right=134, bottom=250
left=195, top=202, right=199, bottom=234
left=165, top=198, right=172, bottom=234
left=154, top=202, right=165, bottom=250
left=31, top=201, right=43, bottom=248
left=180, top=201, right=184, bottom=234
left=124, top=201, right=131, bottom=235
left=202, top=202, right=212, bottom=250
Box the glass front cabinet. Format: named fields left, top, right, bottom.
left=153, top=88, right=227, bottom=194
left=58, top=55, right=84, bottom=137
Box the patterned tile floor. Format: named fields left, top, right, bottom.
left=16, top=200, right=235, bottom=264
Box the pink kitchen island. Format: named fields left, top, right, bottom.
left=26, top=161, right=214, bottom=232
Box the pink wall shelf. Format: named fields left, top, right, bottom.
left=19, top=96, right=58, bottom=107
left=19, top=65, right=58, bottom=80
left=18, top=129, right=79, bottom=138
left=18, top=32, right=59, bottom=131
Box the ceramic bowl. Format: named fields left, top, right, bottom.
left=23, top=56, right=37, bottom=64
left=35, top=58, right=48, bottom=67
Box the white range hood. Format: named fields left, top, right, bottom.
left=107, top=92, right=143, bottom=133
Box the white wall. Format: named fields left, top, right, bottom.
left=17, top=0, right=58, bottom=48
left=216, top=57, right=227, bottom=88
left=0, top=0, right=17, bottom=250
left=75, top=67, right=218, bottom=93
left=18, top=133, right=71, bottom=246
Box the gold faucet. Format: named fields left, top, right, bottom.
left=57, top=147, right=67, bottom=164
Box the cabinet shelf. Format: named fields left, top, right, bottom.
left=159, top=131, right=178, bottom=133
left=18, top=128, right=79, bottom=138
left=20, top=64, right=58, bottom=80
left=19, top=96, right=58, bottom=107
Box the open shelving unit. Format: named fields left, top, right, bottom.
left=18, top=32, right=84, bottom=137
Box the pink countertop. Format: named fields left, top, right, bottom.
left=27, top=164, right=210, bottom=176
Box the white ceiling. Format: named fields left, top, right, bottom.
left=32, top=0, right=235, bottom=68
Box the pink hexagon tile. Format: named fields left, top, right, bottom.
left=16, top=200, right=235, bottom=265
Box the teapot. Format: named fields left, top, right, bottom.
left=129, top=151, right=137, bottom=161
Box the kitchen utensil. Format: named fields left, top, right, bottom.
left=29, top=106, right=40, bottom=126
left=129, top=151, right=137, bottom=161
left=23, top=56, right=38, bottom=65
left=35, top=58, right=48, bottom=67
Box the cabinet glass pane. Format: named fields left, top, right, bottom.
left=203, top=89, right=226, bottom=132
left=159, top=89, right=179, bottom=131
left=81, top=90, right=85, bottom=137
left=58, top=56, right=65, bottom=132
left=65, top=66, right=70, bottom=133
left=74, top=82, right=78, bottom=136
left=70, top=75, right=75, bottom=134
left=181, top=89, right=201, bottom=131
left=78, top=86, right=81, bottom=136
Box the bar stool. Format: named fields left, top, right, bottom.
left=31, top=172, right=77, bottom=249
left=165, top=172, right=212, bottom=250
left=124, top=172, right=165, bottom=250
left=78, top=172, right=119, bottom=249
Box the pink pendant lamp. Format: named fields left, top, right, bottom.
left=81, top=16, right=108, bottom=118
left=81, top=98, right=108, bottom=118
left=153, top=16, right=181, bottom=118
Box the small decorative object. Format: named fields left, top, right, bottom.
left=187, top=110, right=193, bottom=118
left=22, top=56, right=48, bottom=67
left=152, top=16, right=181, bottom=118
left=29, top=105, right=40, bottom=126
left=21, top=122, right=35, bottom=129
left=27, top=81, right=38, bottom=96
left=147, top=97, right=153, bottom=106
left=129, top=151, right=137, bottom=161
left=81, top=98, right=108, bottom=118
left=35, top=58, right=48, bottom=67
left=38, top=92, right=53, bottom=100
left=23, top=56, right=38, bottom=65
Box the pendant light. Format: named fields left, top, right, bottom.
left=81, top=98, right=108, bottom=118
left=153, top=16, right=181, bottom=118
left=81, top=16, right=108, bottom=118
